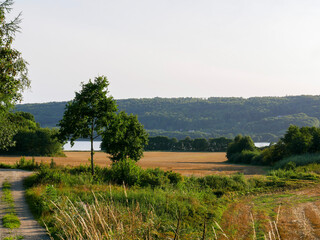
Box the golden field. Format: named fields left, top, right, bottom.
left=0, top=151, right=267, bottom=176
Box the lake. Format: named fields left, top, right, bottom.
left=63, top=141, right=102, bottom=151
left=63, top=141, right=270, bottom=151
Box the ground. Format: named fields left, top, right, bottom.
left=0, top=152, right=319, bottom=239
left=0, top=151, right=267, bottom=176
left=219, top=185, right=320, bottom=239
left=0, top=169, right=50, bottom=240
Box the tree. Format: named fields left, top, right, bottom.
left=101, top=111, right=149, bottom=162
left=0, top=112, right=63, bottom=156
left=226, top=135, right=255, bottom=159
left=58, top=76, right=117, bottom=175
left=0, top=0, right=29, bottom=150
left=192, top=138, right=209, bottom=152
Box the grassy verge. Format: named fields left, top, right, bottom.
left=1, top=181, right=21, bottom=229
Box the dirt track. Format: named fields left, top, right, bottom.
left=0, top=169, right=50, bottom=240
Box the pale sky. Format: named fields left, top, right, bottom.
left=11, top=0, right=320, bottom=103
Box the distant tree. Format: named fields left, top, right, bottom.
left=0, top=0, right=29, bottom=149
left=282, top=125, right=312, bottom=155
left=0, top=112, right=63, bottom=156
left=208, top=137, right=232, bottom=152
left=101, top=111, right=148, bottom=162
left=179, top=136, right=193, bottom=151
left=226, top=135, right=255, bottom=159
left=58, top=76, right=117, bottom=175
left=192, top=138, right=209, bottom=152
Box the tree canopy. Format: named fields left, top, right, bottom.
left=58, top=76, right=117, bottom=174
left=0, top=112, right=63, bottom=156
left=0, top=0, right=29, bottom=150
left=101, top=111, right=148, bottom=162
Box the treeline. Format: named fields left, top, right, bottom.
left=227, top=125, right=320, bottom=166
left=0, top=112, right=64, bottom=156
left=16, top=95, right=320, bottom=141
left=145, top=136, right=232, bottom=152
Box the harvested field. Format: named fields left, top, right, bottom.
left=220, top=184, right=320, bottom=240
left=0, top=152, right=267, bottom=176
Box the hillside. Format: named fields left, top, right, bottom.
left=16, top=95, right=320, bottom=141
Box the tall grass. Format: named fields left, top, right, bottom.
left=49, top=194, right=159, bottom=240
left=273, top=153, right=320, bottom=169
left=23, top=159, right=320, bottom=239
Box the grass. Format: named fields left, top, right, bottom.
left=273, top=153, right=320, bottom=169
left=3, top=236, right=24, bottom=240
left=22, top=158, right=320, bottom=239
left=2, top=214, right=21, bottom=229
left=1, top=181, right=21, bottom=229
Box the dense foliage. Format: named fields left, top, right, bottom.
left=0, top=112, right=63, bottom=156
left=58, top=76, right=117, bottom=174
left=101, top=111, right=149, bottom=161
left=16, top=95, right=320, bottom=142
left=0, top=0, right=29, bottom=149
left=227, top=125, right=320, bottom=166
left=145, top=136, right=232, bottom=152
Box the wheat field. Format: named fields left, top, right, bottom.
left=0, top=152, right=266, bottom=176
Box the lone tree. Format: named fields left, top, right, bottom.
left=0, top=0, right=30, bottom=150
left=58, top=76, right=117, bottom=175
left=101, top=111, right=148, bottom=162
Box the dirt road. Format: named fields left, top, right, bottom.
left=0, top=169, right=50, bottom=240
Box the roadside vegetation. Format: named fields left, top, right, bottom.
left=20, top=156, right=320, bottom=239
left=1, top=181, right=21, bottom=229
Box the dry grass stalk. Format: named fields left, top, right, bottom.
left=49, top=195, right=159, bottom=240
left=250, top=212, right=256, bottom=240
left=214, top=221, right=229, bottom=240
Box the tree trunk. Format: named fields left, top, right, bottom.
left=91, top=123, right=94, bottom=175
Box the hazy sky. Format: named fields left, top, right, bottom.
left=11, top=0, right=320, bottom=103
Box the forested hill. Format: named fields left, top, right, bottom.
left=16, top=95, right=320, bottom=142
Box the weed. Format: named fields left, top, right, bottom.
left=3, top=236, right=24, bottom=240
left=2, top=214, right=21, bottom=229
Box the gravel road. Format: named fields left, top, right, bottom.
left=0, top=169, right=50, bottom=240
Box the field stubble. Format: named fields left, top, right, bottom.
left=0, top=152, right=267, bottom=176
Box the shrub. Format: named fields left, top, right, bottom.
left=228, top=150, right=262, bottom=164
left=110, top=159, right=142, bottom=186
left=140, top=168, right=169, bottom=187
left=227, top=135, right=255, bottom=159
left=197, top=174, right=248, bottom=192
left=165, top=171, right=183, bottom=185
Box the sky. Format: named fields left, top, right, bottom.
left=10, top=0, right=320, bottom=103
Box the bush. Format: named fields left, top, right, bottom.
left=197, top=174, right=248, bottom=192
left=110, top=159, right=142, bottom=186
left=227, top=135, right=255, bottom=159
left=140, top=168, right=169, bottom=187
left=228, top=150, right=262, bottom=164
left=165, top=171, right=183, bottom=185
